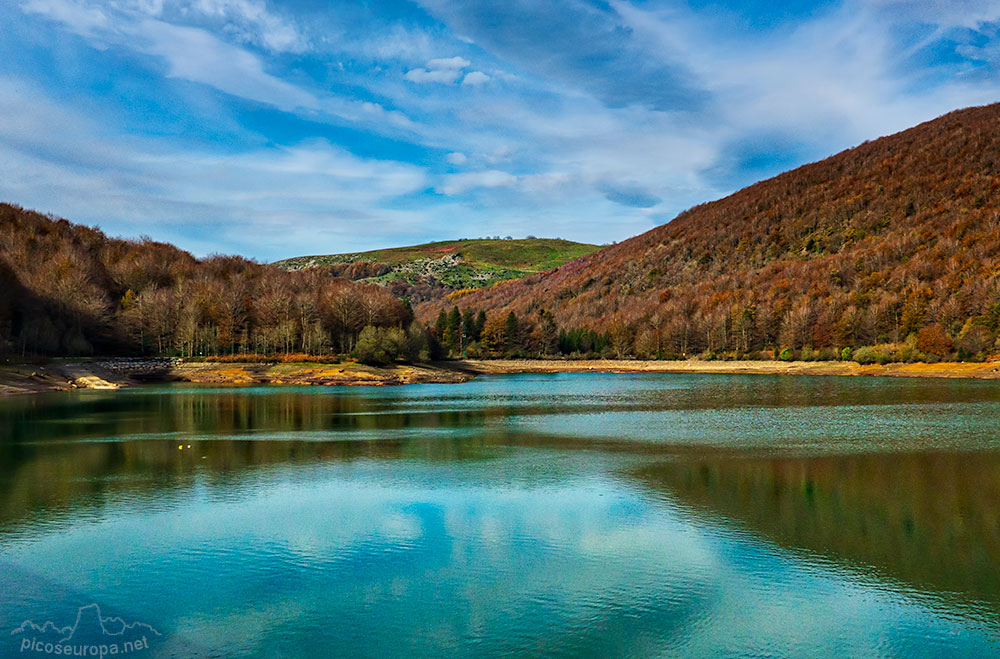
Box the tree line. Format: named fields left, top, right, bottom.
left=0, top=204, right=423, bottom=362
left=431, top=299, right=1000, bottom=363
left=433, top=306, right=605, bottom=358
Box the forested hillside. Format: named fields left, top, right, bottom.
left=0, top=204, right=417, bottom=358
left=274, top=238, right=599, bottom=303
left=6, top=104, right=1000, bottom=364
left=420, top=104, right=1000, bottom=362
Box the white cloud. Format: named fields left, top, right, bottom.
left=859, top=0, right=1000, bottom=29
left=609, top=0, right=1000, bottom=151
left=398, top=0, right=1000, bottom=243
left=136, top=18, right=319, bottom=111
left=21, top=0, right=110, bottom=36
left=403, top=55, right=477, bottom=85
left=0, top=76, right=430, bottom=259
left=426, top=56, right=470, bottom=69
left=403, top=67, right=462, bottom=84
left=518, top=172, right=573, bottom=192
left=14, top=0, right=1000, bottom=254
left=23, top=0, right=314, bottom=110
left=21, top=0, right=416, bottom=132
left=184, top=0, right=306, bottom=53
left=461, top=71, right=490, bottom=86
left=341, top=24, right=445, bottom=63
left=72, top=0, right=306, bottom=52
left=436, top=169, right=517, bottom=195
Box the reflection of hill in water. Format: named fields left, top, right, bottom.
left=0, top=380, right=701, bottom=535
left=0, top=389, right=505, bottom=535
left=7, top=382, right=1000, bottom=618
left=635, top=452, right=1000, bottom=610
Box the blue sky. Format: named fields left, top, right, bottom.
left=1, top=0, right=999, bottom=261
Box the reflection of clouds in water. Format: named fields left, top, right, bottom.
left=5, top=470, right=998, bottom=656
left=172, top=598, right=309, bottom=653
left=5, top=373, right=1000, bottom=655
left=675, top=550, right=982, bottom=657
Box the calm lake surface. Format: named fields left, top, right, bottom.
left=1, top=373, right=999, bottom=657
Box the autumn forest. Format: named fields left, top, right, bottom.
left=3, top=103, right=1000, bottom=365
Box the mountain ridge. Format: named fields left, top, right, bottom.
left=418, top=103, right=1000, bottom=359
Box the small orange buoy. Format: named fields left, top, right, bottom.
left=178, top=445, right=183, bottom=450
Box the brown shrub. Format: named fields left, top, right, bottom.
left=916, top=323, right=954, bottom=356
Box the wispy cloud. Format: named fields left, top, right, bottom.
left=138, top=18, right=319, bottom=111
left=0, top=75, right=429, bottom=259
left=5, top=0, right=1000, bottom=258
left=436, top=169, right=517, bottom=195
left=404, top=67, right=462, bottom=84
left=426, top=56, right=469, bottom=69
left=404, top=55, right=480, bottom=85
left=176, top=0, right=306, bottom=52
left=21, top=0, right=416, bottom=130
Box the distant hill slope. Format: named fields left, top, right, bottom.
left=274, top=238, right=600, bottom=303
left=419, top=103, right=1000, bottom=359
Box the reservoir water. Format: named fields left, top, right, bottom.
left=1, top=373, right=999, bottom=657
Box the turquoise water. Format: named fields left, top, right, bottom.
left=1, top=373, right=999, bottom=657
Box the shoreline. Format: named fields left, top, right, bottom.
left=0, top=360, right=471, bottom=396
left=0, top=362, right=132, bottom=396
left=453, top=358, right=1000, bottom=379
left=166, top=360, right=471, bottom=387
left=2, top=357, right=999, bottom=396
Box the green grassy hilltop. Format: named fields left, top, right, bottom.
left=273, top=238, right=600, bottom=290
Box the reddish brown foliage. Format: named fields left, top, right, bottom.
left=916, top=324, right=954, bottom=357
left=0, top=205, right=409, bottom=357
left=420, top=104, right=1000, bottom=357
